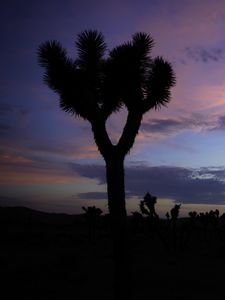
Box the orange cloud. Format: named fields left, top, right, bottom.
left=0, top=148, right=91, bottom=184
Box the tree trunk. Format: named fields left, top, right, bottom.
left=105, top=154, right=130, bottom=299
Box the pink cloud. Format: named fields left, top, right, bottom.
left=0, top=147, right=90, bottom=184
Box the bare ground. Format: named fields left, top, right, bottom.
left=1, top=207, right=225, bottom=300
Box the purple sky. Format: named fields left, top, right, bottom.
left=2, top=0, right=225, bottom=216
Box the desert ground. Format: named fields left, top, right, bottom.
left=1, top=206, right=225, bottom=300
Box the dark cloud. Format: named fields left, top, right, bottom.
left=141, top=119, right=186, bottom=134
left=71, top=163, right=106, bottom=184
left=185, top=47, right=224, bottom=63
left=0, top=103, right=13, bottom=115
left=77, top=192, right=107, bottom=200
left=125, top=166, right=225, bottom=204
left=202, top=114, right=225, bottom=132
left=71, top=163, right=225, bottom=205
left=0, top=124, right=11, bottom=137
left=0, top=103, right=30, bottom=140
left=0, top=195, right=27, bottom=207
left=213, top=115, right=225, bottom=130
left=0, top=103, right=29, bottom=115
left=0, top=147, right=77, bottom=182
left=141, top=114, right=225, bottom=136
left=27, top=138, right=97, bottom=158
left=140, top=116, right=210, bottom=136
left=28, top=143, right=73, bottom=156
left=19, top=108, right=30, bottom=116
left=0, top=124, right=11, bottom=133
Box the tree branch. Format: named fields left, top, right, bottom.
left=90, top=114, right=114, bottom=160
left=117, top=110, right=143, bottom=157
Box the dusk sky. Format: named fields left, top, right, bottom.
left=2, top=0, right=225, bottom=216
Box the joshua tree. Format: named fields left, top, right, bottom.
left=165, top=212, right=170, bottom=220
left=188, top=211, right=198, bottom=231
left=189, top=211, right=198, bottom=220
left=38, top=30, right=175, bottom=298
left=140, top=192, right=159, bottom=219
left=170, top=203, right=181, bottom=221
left=140, top=192, right=159, bottom=238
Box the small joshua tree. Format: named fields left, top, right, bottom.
left=170, top=204, right=181, bottom=221
left=139, top=193, right=164, bottom=245
left=82, top=206, right=103, bottom=242
left=189, top=211, right=198, bottom=220
left=170, top=204, right=181, bottom=251
left=139, top=192, right=159, bottom=220
left=188, top=211, right=198, bottom=231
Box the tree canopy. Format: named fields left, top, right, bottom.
left=38, top=30, right=176, bottom=122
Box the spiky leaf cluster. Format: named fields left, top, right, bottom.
left=38, top=30, right=175, bottom=121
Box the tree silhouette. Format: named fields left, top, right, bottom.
left=82, top=206, right=102, bottom=243
left=38, top=30, right=175, bottom=299
left=170, top=203, right=181, bottom=251
left=140, top=192, right=159, bottom=238
left=140, top=192, right=159, bottom=219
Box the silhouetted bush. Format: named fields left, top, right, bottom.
left=82, top=206, right=103, bottom=243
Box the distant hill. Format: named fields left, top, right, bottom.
left=0, top=206, right=191, bottom=227
left=0, top=206, right=84, bottom=225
